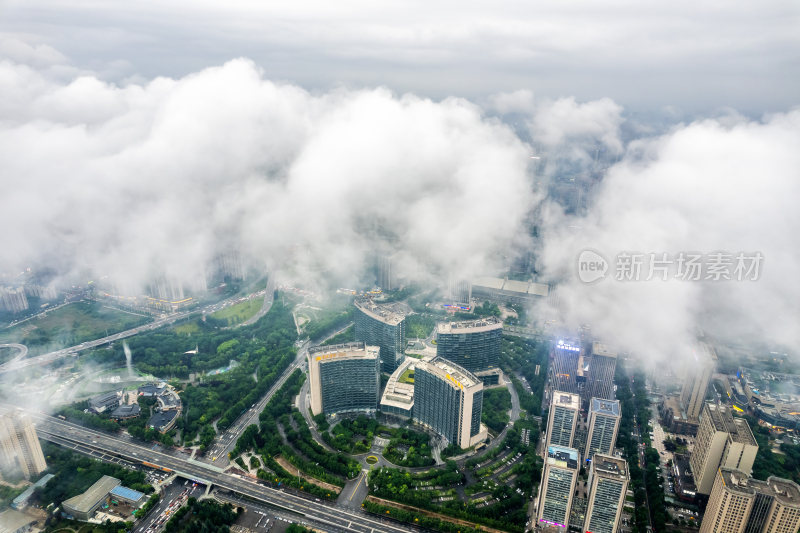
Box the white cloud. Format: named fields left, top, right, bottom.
left=0, top=56, right=537, bottom=293
left=537, top=110, right=800, bottom=365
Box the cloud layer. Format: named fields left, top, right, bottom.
left=0, top=54, right=536, bottom=292
left=538, top=110, right=800, bottom=363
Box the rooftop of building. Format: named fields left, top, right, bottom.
left=719, top=468, right=800, bottom=506
left=546, top=445, right=579, bottom=469
left=147, top=410, right=178, bottom=430
left=309, top=342, right=380, bottom=362
left=380, top=357, right=417, bottom=410
left=592, top=454, right=628, bottom=478
left=89, top=390, right=121, bottom=403
left=109, top=485, right=145, bottom=503
left=436, top=316, right=502, bottom=334
left=759, top=477, right=800, bottom=507
left=137, top=383, right=165, bottom=395
left=62, top=475, right=120, bottom=513
left=673, top=453, right=696, bottom=489
left=354, top=298, right=406, bottom=325
left=110, top=404, right=141, bottom=418
left=11, top=474, right=54, bottom=507
left=703, top=403, right=757, bottom=446
left=419, top=357, right=481, bottom=390
left=591, top=342, right=617, bottom=358
left=552, top=391, right=581, bottom=410
left=590, top=398, right=621, bottom=417
left=0, top=509, right=37, bottom=533
left=471, top=276, right=550, bottom=296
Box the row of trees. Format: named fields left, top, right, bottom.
left=481, top=388, right=511, bottom=433
left=36, top=443, right=153, bottom=507
left=163, top=498, right=240, bottom=533
left=615, top=364, right=668, bottom=532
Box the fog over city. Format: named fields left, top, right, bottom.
left=1, top=0, right=799, bottom=369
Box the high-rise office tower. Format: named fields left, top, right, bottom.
left=537, top=445, right=579, bottom=531
left=585, top=398, right=621, bottom=462
left=691, top=403, right=758, bottom=495
left=545, top=391, right=581, bottom=449
left=435, top=316, right=502, bottom=373
left=681, top=342, right=717, bottom=421
left=354, top=298, right=406, bottom=374
left=0, top=410, right=47, bottom=479
left=307, top=342, right=380, bottom=416
left=413, top=357, right=487, bottom=449
left=551, top=340, right=581, bottom=394
left=584, top=454, right=629, bottom=533
left=0, top=287, right=29, bottom=313
left=583, top=342, right=618, bottom=405
left=376, top=252, right=397, bottom=291
left=700, top=468, right=800, bottom=533
left=447, top=277, right=472, bottom=305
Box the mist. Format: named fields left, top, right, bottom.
left=1, top=40, right=799, bottom=370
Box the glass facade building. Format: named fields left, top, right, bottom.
left=354, top=298, right=406, bottom=374
left=585, top=398, right=621, bottom=462
left=538, top=445, right=579, bottom=531
left=435, top=316, right=502, bottom=373
left=308, top=342, right=380, bottom=416
left=413, top=357, right=486, bottom=449
left=584, top=455, right=629, bottom=533
left=546, top=391, right=580, bottom=450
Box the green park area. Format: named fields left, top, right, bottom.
left=208, top=298, right=262, bottom=326
left=0, top=301, right=149, bottom=352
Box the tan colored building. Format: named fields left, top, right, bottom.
left=545, top=391, right=580, bottom=450
left=700, top=468, right=800, bottom=533
left=0, top=410, right=46, bottom=479
left=584, top=455, right=629, bottom=533
left=680, top=342, right=717, bottom=421
left=691, top=403, right=758, bottom=494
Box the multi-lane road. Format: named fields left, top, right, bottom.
left=0, top=284, right=273, bottom=375
left=29, top=413, right=416, bottom=533
left=203, top=339, right=309, bottom=467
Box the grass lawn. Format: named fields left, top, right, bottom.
left=0, top=301, right=149, bottom=352
left=399, top=368, right=415, bottom=384
left=209, top=298, right=262, bottom=325
left=173, top=321, right=201, bottom=335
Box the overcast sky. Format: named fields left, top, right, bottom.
left=2, top=0, right=798, bottom=114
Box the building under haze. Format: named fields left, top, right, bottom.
left=537, top=445, right=579, bottom=531
left=354, top=298, right=406, bottom=374
left=413, top=357, right=487, bottom=449
left=583, top=342, right=618, bottom=406
left=691, top=402, right=758, bottom=495
left=550, top=340, right=581, bottom=394
left=0, top=287, right=29, bottom=313
left=447, top=277, right=472, bottom=305
left=307, top=342, right=381, bottom=416
left=700, top=468, right=800, bottom=533
left=435, top=316, right=502, bottom=374
left=584, top=454, right=629, bottom=533
left=585, top=398, right=621, bottom=462
left=681, top=342, right=717, bottom=421
left=0, top=410, right=46, bottom=479
left=545, top=391, right=580, bottom=449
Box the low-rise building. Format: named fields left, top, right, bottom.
left=0, top=509, right=37, bottom=533
left=61, top=475, right=120, bottom=521
left=109, top=486, right=146, bottom=507
left=88, top=391, right=122, bottom=414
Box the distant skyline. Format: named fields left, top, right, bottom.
left=1, top=0, right=798, bottom=115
